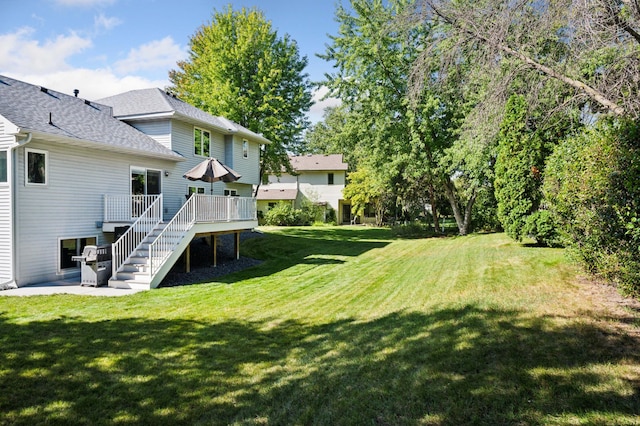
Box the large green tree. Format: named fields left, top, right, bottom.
left=321, top=0, right=483, bottom=234
left=168, top=6, right=313, bottom=188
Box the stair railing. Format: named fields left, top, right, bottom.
left=147, top=195, right=258, bottom=279
left=148, top=194, right=197, bottom=277
left=112, top=195, right=163, bottom=277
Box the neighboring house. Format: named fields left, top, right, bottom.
left=0, top=75, right=268, bottom=290
left=257, top=154, right=350, bottom=223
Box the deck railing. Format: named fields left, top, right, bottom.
left=111, top=195, right=163, bottom=277
left=193, top=195, right=257, bottom=222
left=148, top=195, right=257, bottom=277
left=104, top=194, right=161, bottom=222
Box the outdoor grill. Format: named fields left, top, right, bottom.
left=71, top=245, right=112, bottom=286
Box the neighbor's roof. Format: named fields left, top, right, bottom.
left=98, top=88, right=271, bottom=145
left=0, top=75, right=184, bottom=161
left=290, top=154, right=348, bottom=171
left=256, top=188, right=298, bottom=201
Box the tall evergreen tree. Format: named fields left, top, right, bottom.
left=494, top=94, right=545, bottom=241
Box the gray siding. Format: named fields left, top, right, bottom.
left=224, top=135, right=233, bottom=169
left=170, top=121, right=250, bottom=197
left=231, top=136, right=261, bottom=184
left=129, top=120, right=171, bottom=149
left=0, top=118, right=13, bottom=283
left=14, top=137, right=173, bottom=285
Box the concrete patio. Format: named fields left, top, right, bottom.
left=0, top=278, right=145, bottom=297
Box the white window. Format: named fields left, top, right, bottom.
left=194, top=128, right=211, bottom=157
left=224, top=189, right=238, bottom=196
left=59, top=236, right=97, bottom=272
left=0, top=150, right=7, bottom=183
left=242, top=140, right=248, bottom=159
left=188, top=186, right=205, bottom=195
left=131, top=167, right=161, bottom=195
left=328, top=173, right=334, bottom=185
left=26, top=148, right=47, bottom=185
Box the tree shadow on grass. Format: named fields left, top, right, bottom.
left=1, top=305, right=638, bottom=425
left=215, top=228, right=391, bottom=282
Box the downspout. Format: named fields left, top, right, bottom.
left=0, top=132, right=32, bottom=289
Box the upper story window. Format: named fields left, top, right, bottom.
left=328, top=173, right=334, bottom=185
left=188, top=186, right=205, bottom=195
left=26, top=148, right=47, bottom=185
left=194, top=128, right=211, bottom=157
left=0, top=151, right=7, bottom=183
left=242, top=140, right=248, bottom=159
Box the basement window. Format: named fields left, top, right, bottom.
left=59, top=236, right=97, bottom=272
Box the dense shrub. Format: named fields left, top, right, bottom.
left=263, top=200, right=328, bottom=226
left=391, top=221, right=436, bottom=238
left=325, top=207, right=336, bottom=225
left=523, top=209, right=561, bottom=247
left=544, top=120, right=640, bottom=297
left=263, top=202, right=304, bottom=226
left=471, top=188, right=502, bottom=232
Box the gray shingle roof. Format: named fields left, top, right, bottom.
left=290, top=154, right=348, bottom=171
left=0, top=75, right=183, bottom=161
left=256, top=188, right=298, bottom=201
left=98, top=89, right=271, bottom=144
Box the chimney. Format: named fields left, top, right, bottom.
left=74, top=89, right=79, bottom=97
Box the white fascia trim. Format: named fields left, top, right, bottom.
left=114, top=111, right=176, bottom=121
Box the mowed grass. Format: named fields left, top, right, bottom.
left=1, top=227, right=639, bottom=425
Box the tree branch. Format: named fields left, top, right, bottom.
left=606, top=0, right=640, bottom=44
left=425, top=0, right=627, bottom=116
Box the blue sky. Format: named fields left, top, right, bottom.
left=1, top=0, right=342, bottom=122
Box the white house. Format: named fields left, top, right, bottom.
left=0, top=75, right=269, bottom=290
left=257, top=154, right=350, bottom=223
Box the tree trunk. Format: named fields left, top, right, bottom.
left=442, top=177, right=466, bottom=235
left=428, top=183, right=441, bottom=233
left=442, top=177, right=477, bottom=236
left=253, top=163, right=265, bottom=198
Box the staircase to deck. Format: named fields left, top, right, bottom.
left=108, top=222, right=197, bottom=290
left=107, top=194, right=257, bottom=290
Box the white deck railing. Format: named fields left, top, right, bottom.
left=148, top=195, right=257, bottom=277
left=111, top=195, right=163, bottom=277
left=104, top=195, right=161, bottom=222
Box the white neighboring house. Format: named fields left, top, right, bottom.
left=0, top=75, right=269, bottom=290
left=257, top=154, right=350, bottom=223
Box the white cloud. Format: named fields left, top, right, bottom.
left=0, top=27, right=169, bottom=101
left=94, top=13, right=122, bottom=31
left=308, top=85, right=341, bottom=123
left=114, top=36, right=185, bottom=74
left=30, top=14, right=46, bottom=26
left=0, top=27, right=92, bottom=74
left=5, top=69, right=167, bottom=100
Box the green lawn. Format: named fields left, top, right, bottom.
left=1, top=227, right=639, bottom=425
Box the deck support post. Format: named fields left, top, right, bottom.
left=235, top=231, right=240, bottom=260
left=185, top=243, right=191, bottom=273
left=212, top=234, right=218, bottom=268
